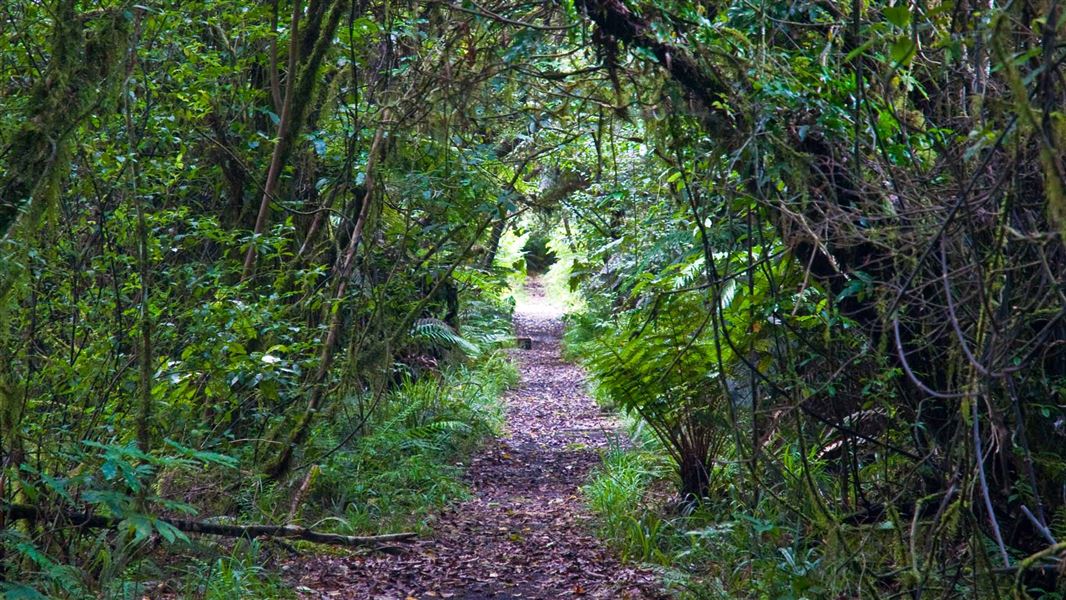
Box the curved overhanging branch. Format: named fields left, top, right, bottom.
left=572, top=0, right=736, bottom=122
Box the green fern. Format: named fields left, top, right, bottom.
left=1050, top=505, right=1066, bottom=543
left=410, top=318, right=481, bottom=357
left=1, top=533, right=86, bottom=598
left=409, top=419, right=473, bottom=438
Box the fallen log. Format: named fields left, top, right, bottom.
left=3, top=503, right=416, bottom=548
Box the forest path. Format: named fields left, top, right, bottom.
left=293, top=279, right=661, bottom=599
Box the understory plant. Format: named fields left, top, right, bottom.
left=303, top=348, right=517, bottom=535
left=583, top=291, right=732, bottom=502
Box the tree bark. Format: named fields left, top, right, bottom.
left=242, top=0, right=347, bottom=280
left=265, top=112, right=391, bottom=480
left=572, top=0, right=733, bottom=122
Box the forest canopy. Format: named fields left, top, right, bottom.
left=1, top=0, right=1065, bottom=597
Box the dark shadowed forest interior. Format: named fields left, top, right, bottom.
left=2, top=0, right=1066, bottom=598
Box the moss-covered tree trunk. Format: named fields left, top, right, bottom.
left=240, top=0, right=347, bottom=280
left=264, top=113, right=391, bottom=480
left=0, top=2, right=132, bottom=239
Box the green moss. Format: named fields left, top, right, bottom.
left=0, top=5, right=131, bottom=238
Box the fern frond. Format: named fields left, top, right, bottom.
left=411, top=318, right=481, bottom=357
left=409, top=420, right=473, bottom=439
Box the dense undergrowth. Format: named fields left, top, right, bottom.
left=186, top=344, right=516, bottom=600
left=3, top=0, right=1066, bottom=597
left=566, top=268, right=1065, bottom=599
left=5, top=296, right=516, bottom=598
left=583, top=437, right=832, bottom=600
left=304, top=347, right=516, bottom=537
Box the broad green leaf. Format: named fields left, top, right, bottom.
left=884, top=5, right=911, bottom=28
left=890, top=38, right=916, bottom=65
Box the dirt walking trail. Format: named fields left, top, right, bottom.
left=294, top=280, right=662, bottom=598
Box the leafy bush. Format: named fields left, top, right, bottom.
left=521, top=232, right=557, bottom=273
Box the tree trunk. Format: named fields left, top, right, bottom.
left=3, top=502, right=414, bottom=549
left=264, top=113, right=390, bottom=480
left=481, top=217, right=507, bottom=269
left=241, top=0, right=346, bottom=280
left=0, top=4, right=132, bottom=239
left=678, top=454, right=710, bottom=503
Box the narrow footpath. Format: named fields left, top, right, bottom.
left=294, top=280, right=662, bottom=599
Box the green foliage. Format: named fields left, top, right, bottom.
left=305, top=350, right=516, bottom=535
left=583, top=444, right=673, bottom=564
left=3, top=0, right=1066, bottom=596
left=521, top=232, right=556, bottom=273
left=1, top=0, right=540, bottom=591
left=583, top=290, right=730, bottom=500
left=411, top=318, right=481, bottom=358
left=169, top=541, right=292, bottom=600
left=495, top=226, right=531, bottom=300
left=585, top=441, right=921, bottom=599
left=541, top=225, right=585, bottom=311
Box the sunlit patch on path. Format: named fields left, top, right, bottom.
left=292, top=279, right=662, bottom=599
